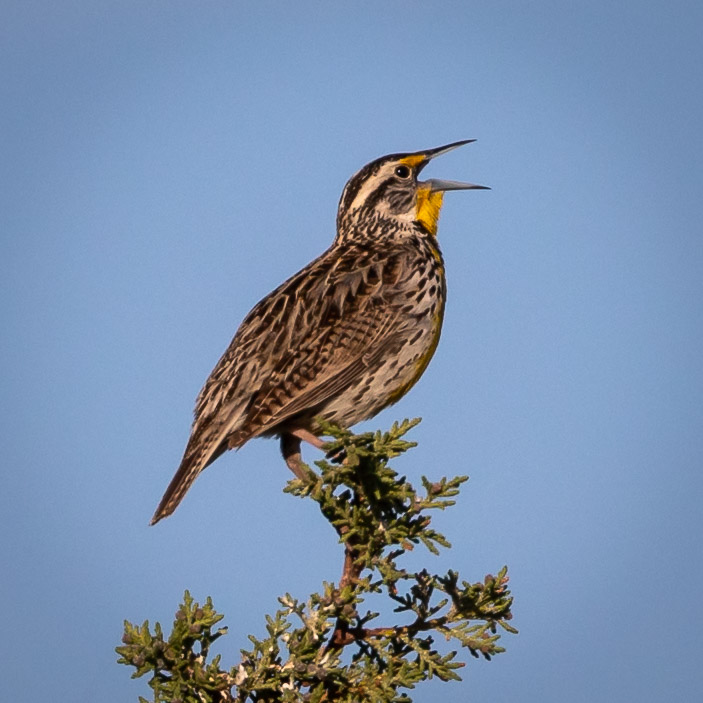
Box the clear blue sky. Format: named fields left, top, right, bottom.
left=2, top=2, right=702, bottom=701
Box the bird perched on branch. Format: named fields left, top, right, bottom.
left=151, top=140, right=487, bottom=524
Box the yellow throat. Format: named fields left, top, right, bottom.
left=415, top=186, right=444, bottom=236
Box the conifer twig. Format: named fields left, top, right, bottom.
left=117, top=420, right=516, bottom=702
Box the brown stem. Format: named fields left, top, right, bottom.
left=361, top=615, right=448, bottom=640
left=339, top=541, right=361, bottom=590
left=330, top=613, right=451, bottom=649
left=328, top=525, right=364, bottom=648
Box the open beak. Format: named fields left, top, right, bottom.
left=415, top=139, right=490, bottom=191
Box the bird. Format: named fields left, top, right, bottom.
left=150, top=140, right=487, bottom=524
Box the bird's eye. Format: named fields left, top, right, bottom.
left=394, top=165, right=411, bottom=179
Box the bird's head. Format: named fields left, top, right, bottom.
left=336, top=140, right=488, bottom=241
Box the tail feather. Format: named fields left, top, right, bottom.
left=150, top=440, right=226, bottom=525
left=151, top=394, right=258, bottom=524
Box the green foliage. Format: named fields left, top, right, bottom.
left=118, top=592, right=230, bottom=703
left=118, top=419, right=516, bottom=702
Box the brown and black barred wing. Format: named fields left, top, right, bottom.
left=150, top=244, right=411, bottom=524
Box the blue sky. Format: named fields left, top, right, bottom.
left=2, top=2, right=702, bottom=701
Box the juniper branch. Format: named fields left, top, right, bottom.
left=117, top=419, right=516, bottom=702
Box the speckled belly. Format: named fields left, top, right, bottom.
left=316, top=303, right=444, bottom=429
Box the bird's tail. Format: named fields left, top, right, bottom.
left=150, top=436, right=226, bottom=525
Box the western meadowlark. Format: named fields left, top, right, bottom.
left=151, top=140, right=487, bottom=524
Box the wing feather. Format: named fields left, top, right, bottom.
left=152, top=241, right=416, bottom=524
left=207, top=243, right=408, bottom=443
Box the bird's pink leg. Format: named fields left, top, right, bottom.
left=280, top=432, right=310, bottom=480
left=291, top=427, right=325, bottom=449
left=281, top=429, right=328, bottom=479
